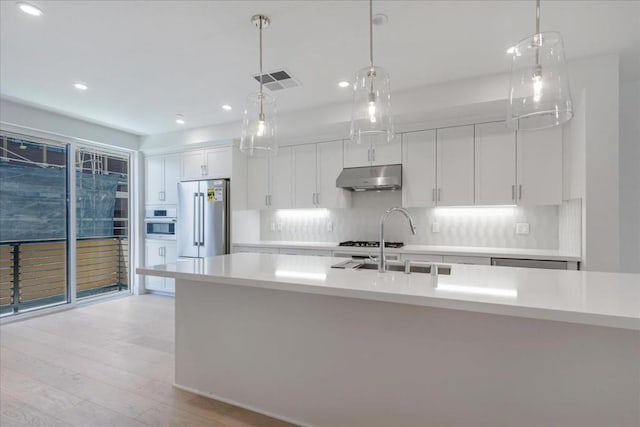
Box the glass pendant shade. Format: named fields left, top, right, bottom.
left=239, top=92, right=277, bottom=157
left=506, top=31, right=573, bottom=130
left=350, top=65, right=394, bottom=144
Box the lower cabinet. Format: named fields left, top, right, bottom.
left=278, top=248, right=331, bottom=256
left=144, top=240, right=177, bottom=293
left=232, top=246, right=279, bottom=254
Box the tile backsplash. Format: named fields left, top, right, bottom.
left=260, top=192, right=578, bottom=250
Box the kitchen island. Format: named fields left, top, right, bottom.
left=138, top=253, right=640, bottom=427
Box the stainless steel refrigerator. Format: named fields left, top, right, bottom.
left=177, top=179, right=230, bottom=258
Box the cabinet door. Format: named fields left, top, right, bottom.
left=516, top=126, right=563, bottom=205
left=343, top=140, right=371, bottom=168
left=163, top=243, right=177, bottom=293
left=163, top=154, right=180, bottom=205
left=475, top=122, right=516, bottom=205
left=371, top=138, right=402, bottom=166
left=317, top=140, right=350, bottom=208
left=436, top=125, right=475, bottom=206
left=181, top=151, right=205, bottom=180
left=145, top=156, right=165, bottom=204
left=293, top=144, right=317, bottom=209
left=402, top=130, right=436, bottom=207
left=247, top=157, right=270, bottom=210
left=270, top=147, right=293, bottom=209
left=204, top=147, right=232, bottom=179
left=144, top=241, right=165, bottom=291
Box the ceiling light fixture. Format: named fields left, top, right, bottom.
left=73, top=82, right=88, bottom=91
left=338, top=81, right=350, bottom=88
left=240, top=14, right=277, bottom=157
left=16, top=1, right=42, bottom=16
left=175, top=114, right=185, bottom=125
left=350, top=0, right=393, bottom=145
left=506, top=0, right=573, bottom=130
left=222, top=104, right=232, bottom=111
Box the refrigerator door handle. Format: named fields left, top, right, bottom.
left=199, top=193, right=206, bottom=245
left=193, top=193, right=199, bottom=246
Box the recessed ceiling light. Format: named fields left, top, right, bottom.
left=222, top=104, right=232, bottom=111
left=73, top=82, right=88, bottom=91
left=175, top=114, right=185, bottom=125
left=338, top=81, right=350, bottom=88
left=16, top=2, right=42, bottom=16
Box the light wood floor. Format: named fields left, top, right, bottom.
left=0, top=295, right=296, bottom=427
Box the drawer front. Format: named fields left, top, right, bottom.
left=279, top=248, right=331, bottom=256
left=443, top=255, right=491, bottom=265
left=232, top=246, right=279, bottom=254
left=400, top=253, right=444, bottom=262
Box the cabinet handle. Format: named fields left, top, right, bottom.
left=158, top=247, right=162, bottom=257
left=518, top=185, right=522, bottom=200
left=268, top=195, right=272, bottom=206
left=159, top=191, right=165, bottom=201
left=312, top=193, right=316, bottom=205
left=438, top=188, right=441, bottom=201
left=372, top=147, right=376, bottom=162
left=203, top=165, right=208, bottom=176
left=511, top=185, right=515, bottom=201
left=265, top=195, right=268, bottom=207
left=316, top=193, right=320, bottom=205
left=432, top=188, right=436, bottom=202
left=367, top=148, right=371, bottom=162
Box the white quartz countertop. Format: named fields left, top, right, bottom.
left=232, top=241, right=581, bottom=262
left=138, top=253, right=639, bottom=330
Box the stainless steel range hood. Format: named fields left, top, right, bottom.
left=336, top=164, right=402, bottom=191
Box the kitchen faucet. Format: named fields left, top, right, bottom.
left=379, top=207, right=417, bottom=272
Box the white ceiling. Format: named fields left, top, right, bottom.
left=1, top=0, right=639, bottom=136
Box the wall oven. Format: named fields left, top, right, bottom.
left=145, top=208, right=177, bottom=240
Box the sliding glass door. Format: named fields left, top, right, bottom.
left=75, top=148, right=130, bottom=299
left=0, top=132, right=132, bottom=317
left=0, top=134, right=69, bottom=315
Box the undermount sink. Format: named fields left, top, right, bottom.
left=332, top=259, right=451, bottom=275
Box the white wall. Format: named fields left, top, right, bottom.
left=619, top=79, right=640, bottom=273
left=0, top=98, right=140, bottom=150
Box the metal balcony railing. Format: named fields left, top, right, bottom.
left=0, top=237, right=128, bottom=315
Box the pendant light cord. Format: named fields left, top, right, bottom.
left=259, top=18, right=264, bottom=117
left=535, top=0, right=540, bottom=36
left=369, top=0, right=374, bottom=69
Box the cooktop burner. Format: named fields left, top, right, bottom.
left=338, top=241, right=404, bottom=249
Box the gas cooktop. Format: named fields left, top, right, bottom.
left=338, top=241, right=404, bottom=249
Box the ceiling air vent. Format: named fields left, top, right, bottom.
left=252, top=69, right=300, bottom=92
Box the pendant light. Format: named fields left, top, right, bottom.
left=350, top=0, right=394, bottom=144
left=506, top=0, right=573, bottom=130
left=240, top=15, right=277, bottom=157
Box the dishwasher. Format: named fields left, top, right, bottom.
left=491, top=258, right=571, bottom=270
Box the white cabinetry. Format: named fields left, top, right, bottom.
left=402, top=130, right=437, bottom=208
left=144, top=240, right=177, bottom=293
left=344, top=136, right=401, bottom=168
left=247, top=147, right=293, bottom=210
left=180, top=147, right=232, bottom=180
left=293, top=141, right=350, bottom=209
left=436, top=125, right=475, bottom=206
left=516, top=126, right=563, bottom=206
left=293, top=144, right=317, bottom=209
left=475, top=122, right=517, bottom=205
left=145, top=154, right=179, bottom=205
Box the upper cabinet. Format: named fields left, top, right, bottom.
left=516, top=126, right=563, bottom=206
left=343, top=135, right=401, bottom=168
left=247, top=147, right=293, bottom=210
left=402, top=130, right=437, bottom=208
left=436, top=125, right=475, bottom=206
left=145, top=154, right=179, bottom=205
left=293, top=140, right=351, bottom=209
left=475, top=122, right=517, bottom=205
left=180, top=147, right=232, bottom=180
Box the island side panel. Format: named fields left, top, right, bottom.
left=175, top=278, right=640, bottom=427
